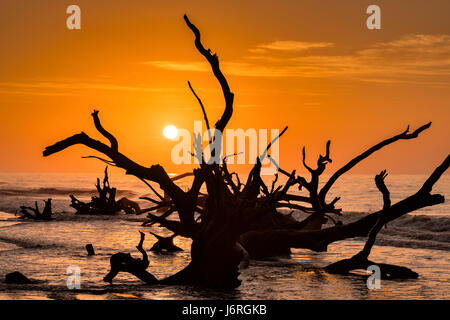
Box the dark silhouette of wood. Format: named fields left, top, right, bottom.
left=117, top=197, right=141, bottom=215
left=149, top=232, right=183, bottom=252
left=5, top=271, right=32, bottom=284
left=70, top=167, right=141, bottom=215
left=323, top=157, right=448, bottom=278
left=45, top=15, right=243, bottom=289
left=70, top=167, right=120, bottom=215
left=104, top=232, right=245, bottom=285
left=86, top=244, right=95, bottom=256
left=318, top=123, right=431, bottom=204
left=274, top=123, right=431, bottom=226
left=18, top=199, right=53, bottom=221
left=183, top=14, right=233, bottom=134
left=241, top=156, right=449, bottom=256
left=104, top=232, right=157, bottom=285
left=238, top=122, right=434, bottom=257
left=43, top=13, right=449, bottom=289
left=188, top=81, right=212, bottom=144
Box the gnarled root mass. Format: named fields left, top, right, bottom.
left=18, top=199, right=53, bottom=220
left=70, top=166, right=141, bottom=215
left=70, top=167, right=120, bottom=215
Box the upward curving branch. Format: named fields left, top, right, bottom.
left=420, top=154, right=450, bottom=194
left=43, top=16, right=238, bottom=241
left=184, top=14, right=234, bottom=133
left=360, top=170, right=391, bottom=258
left=188, top=81, right=211, bottom=137
left=318, top=122, right=432, bottom=203
left=375, top=170, right=391, bottom=211
left=91, top=110, right=118, bottom=151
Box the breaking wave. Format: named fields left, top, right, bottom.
left=0, top=187, right=137, bottom=198
left=335, top=212, right=450, bottom=251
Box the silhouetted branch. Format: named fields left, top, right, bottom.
left=419, top=154, right=450, bottom=194
left=149, top=232, right=183, bottom=252
left=319, top=122, right=432, bottom=203
left=138, top=178, right=165, bottom=201
left=188, top=81, right=212, bottom=143
left=184, top=14, right=234, bottom=133
left=259, top=126, right=288, bottom=162
left=375, top=170, right=391, bottom=211
left=92, top=110, right=118, bottom=152
left=82, top=156, right=116, bottom=166
left=43, top=111, right=201, bottom=230
left=104, top=232, right=157, bottom=285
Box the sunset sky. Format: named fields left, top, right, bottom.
left=0, top=0, right=449, bottom=175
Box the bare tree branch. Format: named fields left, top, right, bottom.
left=91, top=110, right=118, bottom=151
left=188, top=81, right=212, bottom=143
left=319, top=122, right=432, bottom=203
left=184, top=14, right=234, bottom=133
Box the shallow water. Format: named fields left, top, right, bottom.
left=0, top=173, right=448, bottom=300
left=0, top=172, right=448, bottom=216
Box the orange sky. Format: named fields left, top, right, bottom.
left=0, top=0, right=449, bottom=175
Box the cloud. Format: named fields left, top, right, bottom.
left=143, top=61, right=208, bottom=72
left=254, top=40, right=334, bottom=52
left=0, top=81, right=182, bottom=95
left=144, top=34, right=450, bottom=84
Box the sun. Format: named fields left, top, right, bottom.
left=163, top=125, right=178, bottom=140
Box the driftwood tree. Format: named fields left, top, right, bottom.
left=43, top=14, right=449, bottom=289
left=70, top=166, right=141, bottom=215
left=18, top=199, right=53, bottom=221
left=70, top=166, right=119, bottom=215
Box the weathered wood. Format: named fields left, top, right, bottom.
left=149, top=233, right=183, bottom=252
left=18, top=199, right=53, bottom=221
left=5, top=271, right=32, bottom=284
left=70, top=167, right=140, bottom=215
left=86, top=244, right=95, bottom=256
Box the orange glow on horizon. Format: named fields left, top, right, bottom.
left=0, top=0, right=449, bottom=175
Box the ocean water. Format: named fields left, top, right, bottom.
left=0, top=172, right=448, bottom=300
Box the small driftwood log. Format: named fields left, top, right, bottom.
left=149, top=232, right=183, bottom=252
left=18, top=199, right=53, bottom=221
left=104, top=231, right=157, bottom=284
